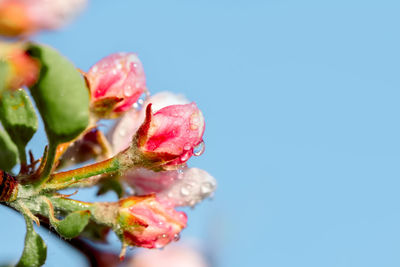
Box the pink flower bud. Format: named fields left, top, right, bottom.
left=87, top=52, right=147, bottom=116
left=124, top=168, right=216, bottom=208
left=135, top=103, right=205, bottom=167
left=117, top=195, right=187, bottom=249
left=110, top=92, right=189, bottom=154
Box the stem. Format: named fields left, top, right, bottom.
left=35, top=142, right=58, bottom=186
left=17, top=145, right=28, bottom=174
left=0, top=203, right=122, bottom=267
left=46, top=157, right=120, bottom=188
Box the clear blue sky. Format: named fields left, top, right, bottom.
left=1, top=0, right=400, bottom=266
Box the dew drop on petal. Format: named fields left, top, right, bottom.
left=173, top=233, right=180, bottom=242
left=124, top=89, right=133, bottom=97
left=180, top=152, right=190, bottom=162
left=180, top=184, right=191, bottom=196
left=193, top=141, right=205, bottom=156
left=183, top=143, right=191, bottom=151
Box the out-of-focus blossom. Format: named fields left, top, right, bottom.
left=129, top=243, right=209, bottom=267
left=117, top=195, right=187, bottom=249
left=28, top=0, right=88, bottom=30
left=0, top=0, right=88, bottom=37
left=110, top=92, right=189, bottom=154
left=0, top=42, right=39, bottom=90
left=87, top=52, right=146, bottom=117
left=124, top=168, right=216, bottom=207
left=57, top=128, right=112, bottom=169
left=135, top=103, right=205, bottom=167
left=0, top=1, right=33, bottom=36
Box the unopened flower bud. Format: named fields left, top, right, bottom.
left=110, top=92, right=189, bottom=155
left=134, top=103, right=205, bottom=168
left=117, top=195, right=187, bottom=249
left=124, top=168, right=216, bottom=208
left=87, top=52, right=146, bottom=117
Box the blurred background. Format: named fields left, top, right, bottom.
left=2, top=0, right=400, bottom=266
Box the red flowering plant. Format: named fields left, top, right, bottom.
left=0, top=2, right=216, bottom=267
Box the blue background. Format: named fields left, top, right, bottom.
left=1, top=0, right=400, bottom=266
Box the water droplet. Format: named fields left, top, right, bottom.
left=133, top=92, right=149, bottom=110
left=112, top=69, right=117, bottom=75
left=173, top=233, right=180, bottom=241
left=133, top=63, right=138, bottom=68
left=193, top=141, right=205, bottom=156
left=183, top=143, right=191, bottom=151
left=180, top=152, right=190, bottom=162
left=116, top=64, right=122, bottom=70
left=124, top=90, right=133, bottom=97
left=91, top=66, right=98, bottom=73
left=180, top=184, right=191, bottom=196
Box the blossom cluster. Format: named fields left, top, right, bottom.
left=0, top=1, right=215, bottom=264
left=83, top=52, right=216, bottom=251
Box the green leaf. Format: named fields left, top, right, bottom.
left=0, top=60, right=9, bottom=94
left=0, top=129, right=18, bottom=172
left=0, top=89, right=38, bottom=159
left=27, top=44, right=89, bottom=145
left=52, top=210, right=91, bottom=239
left=17, top=217, right=47, bottom=267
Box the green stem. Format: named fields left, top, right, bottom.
left=18, top=145, right=28, bottom=174
left=35, top=142, right=58, bottom=187
left=18, top=146, right=27, bottom=166
left=45, top=157, right=120, bottom=189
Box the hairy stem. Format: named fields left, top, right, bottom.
left=45, top=157, right=120, bottom=189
